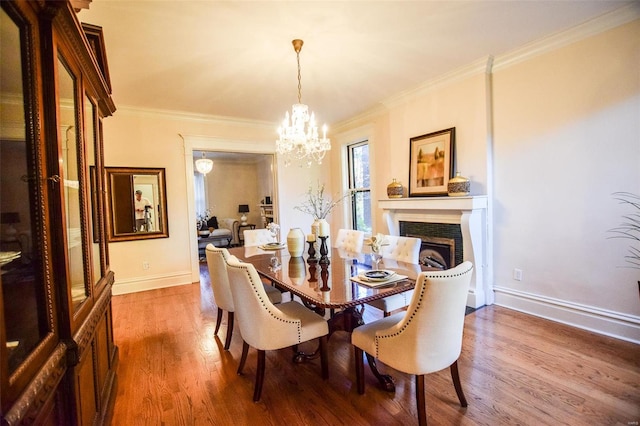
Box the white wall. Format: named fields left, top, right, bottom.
left=332, top=18, right=640, bottom=342
left=101, top=16, right=639, bottom=342
left=491, top=19, right=640, bottom=339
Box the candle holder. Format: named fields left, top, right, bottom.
left=307, top=240, right=317, bottom=263
left=319, top=262, right=330, bottom=291
left=307, top=263, right=318, bottom=283
left=319, top=236, right=330, bottom=265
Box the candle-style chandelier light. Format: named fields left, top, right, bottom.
left=276, top=39, right=330, bottom=167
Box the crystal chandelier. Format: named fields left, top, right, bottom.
left=276, top=39, right=330, bottom=167
left=195, top=152, right=213, bottom=175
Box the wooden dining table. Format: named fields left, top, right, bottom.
left=228, top=245, right=427, bottom=391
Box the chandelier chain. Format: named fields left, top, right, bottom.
left=297, top=51, right=302, bottom=104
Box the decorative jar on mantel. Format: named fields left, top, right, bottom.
left=447, top=172, right=470, bottom=197
left=387, top=178, right=404, bottom=198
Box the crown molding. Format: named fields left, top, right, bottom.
left=115, top=104, right=275, bottom=130
left=493, top=4, right=640, bottom=71
left=381, top=56, right=490, bottom=112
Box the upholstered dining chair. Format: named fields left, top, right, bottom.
left=367, top=235, right=421, bottom=316
left=226, top=256, right=329, bottom=401
left=352, top=261, right=474, bottom=426
left=205, top=244, right=282, bottom=350
left=243, top=228, right=276, bottom=247
left=334, top=228, right=366, bottom=253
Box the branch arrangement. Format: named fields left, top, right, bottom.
left=294, top=183, right=352, bottom=220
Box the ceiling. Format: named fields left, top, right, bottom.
left=78, top=1, right=634, bottom=128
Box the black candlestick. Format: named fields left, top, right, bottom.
left=307, top=240, right=317, bottom=263
left=319, top=236, right=330, bottom=265
left=319, top=262, right=330, bottom=291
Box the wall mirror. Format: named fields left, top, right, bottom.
left=105, top=167, right=169, bottom=242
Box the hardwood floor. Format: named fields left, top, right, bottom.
left=108, top=267, right=639, bottom=425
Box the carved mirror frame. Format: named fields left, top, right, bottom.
left=105, top=167, right=169, bottom=242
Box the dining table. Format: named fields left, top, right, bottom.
left=228, top=244, right=428, bottom=391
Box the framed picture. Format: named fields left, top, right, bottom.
left=408, top=127, right=455, bottom=197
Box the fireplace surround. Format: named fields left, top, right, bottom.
left=379, top=196, right=491, bottom=308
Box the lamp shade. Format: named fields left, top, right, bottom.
left=238, top=204, right=250, bottom=213
left=1, top=212, right=20, bottom=224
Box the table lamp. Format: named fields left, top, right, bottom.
left=1, top=212, right=20, bottom=241
left=238, top=204, right=249, bottom=226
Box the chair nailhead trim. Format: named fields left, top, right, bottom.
left=236, top=264, right=302, bottom=343
left=374, top=264, right=473, bottom=357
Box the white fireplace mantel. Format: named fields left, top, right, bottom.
left=379, top=196, right=491, bottom=308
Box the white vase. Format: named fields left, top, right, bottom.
left=287, top=227, right=305, bottom=257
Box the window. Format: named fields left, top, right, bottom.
left=347, top=141, right=371, bottom=233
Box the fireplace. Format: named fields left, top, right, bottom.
left=401, top=221, right=463, bottom=270
left=379, top=196, right=491, bottom=308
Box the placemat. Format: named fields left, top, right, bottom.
left=350, top=274, right=408, bottom=288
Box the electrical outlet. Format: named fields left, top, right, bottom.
left=513, top=268, right=523, bottom=281
left=143, top=261, right=150, bottom=270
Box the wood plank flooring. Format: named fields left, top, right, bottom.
left=108, top=268, right=640, bottom=425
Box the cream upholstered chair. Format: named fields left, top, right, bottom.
left=334, top=229, right=365, bottom=253
left=378, top=235, right=421, bottom=263
left=243, top=228, right=276, bottom=247
left=352, top=261, right=474, bottom=426
left=367, top=235, right=421, bottom=316
left=226, top=257, right=329, bottom=401
left=205, top=244, right=282, bottom=350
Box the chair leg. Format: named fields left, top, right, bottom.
left=450, top=360, right=468, bottom=407
left=223, top=311, right=234, bottom=350
left=253, top=349, right=266, bottom=402
left=214, top=307, right=223, bottom=335
left=237, top=341, right=249, bottom=375
left=319, top=335, right=329, bottom=379
left=416, top=374, right=427, bottom=426
left=354, top=347, right=365, bottom=394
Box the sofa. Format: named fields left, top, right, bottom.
left=198, top=217, right=239, bottom=255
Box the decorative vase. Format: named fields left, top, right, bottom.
left=448, top=172, right=470, bottom=197
left=387, top=178, right=404, bottom=198
left=287, top=227, right=305, bottom=257
left=288, top=257, right=306, bottom=285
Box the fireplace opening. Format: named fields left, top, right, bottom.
left=408, top=234, right=455, bottom=270
left=400, top=221, right=463, bottom=269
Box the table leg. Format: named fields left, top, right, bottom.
left=365, top=352, right=395, bottom=392
left=327, top=306, right=364, bottom=336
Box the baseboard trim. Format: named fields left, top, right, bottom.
left=112, top=271, right=193, bottom=295
left=493, top=287, right=640, bottom=344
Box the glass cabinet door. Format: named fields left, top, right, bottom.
left=0, top=4, right=51, bottom=377
left=56, top=55, right=89, bottom=311
left=84, top=95, right=102, bottom=288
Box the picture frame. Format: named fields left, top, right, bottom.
left=408, top=127, right=455, bottom=197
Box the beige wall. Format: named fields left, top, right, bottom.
left=331, top=19, right=640, bottom=341
left=205, top=156, right=273, bottom=227
left=491, top=20, right=640, bottom=317
left=101, top=18, right=640, bottom=341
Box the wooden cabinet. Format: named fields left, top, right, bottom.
left=1, top=1, right=117, bottom=424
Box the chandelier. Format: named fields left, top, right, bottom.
left=195, top=152, right=213, bottom=175
left=276, top=39, right=330, bottom=167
